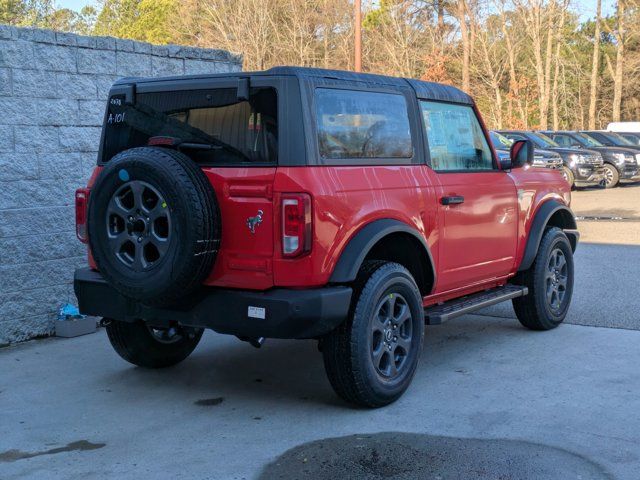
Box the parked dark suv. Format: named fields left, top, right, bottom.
left=542, top=131, right=640, bottom=188
left=581, top=130, right=640, bottom=153
left=490, top=131, right=563, bottom=175
left=498, top=130, right=604, bottom=189
left=74, top=67, right=578, bottom=407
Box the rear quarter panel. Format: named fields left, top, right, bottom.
left=272, top=166, right=439, bottom=288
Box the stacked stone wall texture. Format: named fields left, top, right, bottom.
left=0, top=25, right=242, bottom=344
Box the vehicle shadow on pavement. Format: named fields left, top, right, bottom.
left=97, top=316, right=530, bottom=409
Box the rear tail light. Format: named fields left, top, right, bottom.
left=282, top=193, right=312, bottom=258
left=75, top=188, right=90, bottom=243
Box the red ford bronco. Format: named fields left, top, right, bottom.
left=74, top=67, right=578, bottom=407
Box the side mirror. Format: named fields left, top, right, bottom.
left=509, top=139, right=534, bottom=168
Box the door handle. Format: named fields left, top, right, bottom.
left=441, top=195, right=465, bottom=205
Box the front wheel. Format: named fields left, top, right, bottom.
left=603, top=163, right=620, bottom=188
left=322, top=261, right=425, bottom=408
left=105, top=319, right=203, bottom=368
left=512, top=227, right=574, bottom=330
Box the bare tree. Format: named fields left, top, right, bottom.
left=612, top=0, right=625, bottom=121
left=588, top=0, right=602, bottom=128
left=164, top=0, right=635, bottom=130
left=455, top=0, right=471, bottom=91
left=497, top=1, right=527, bottom=127
left=551, top=0, right=567, bottom=129
left=476, top=13, right=506, bottom=127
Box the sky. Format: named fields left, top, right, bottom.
left=56, top=0, right=96, bottom=11
left=56, top=0, right=616, bottom=22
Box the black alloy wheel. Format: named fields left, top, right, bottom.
left=370, top=293, right=414, bottom=380
left=545, top=248, right=569, bottom=315
left=107, top=180, right=172, bottom=271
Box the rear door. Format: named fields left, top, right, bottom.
left=419, top=101, right=518, bottom=293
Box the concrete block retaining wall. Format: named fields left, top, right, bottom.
left=0, top=25, right=242, bottom=344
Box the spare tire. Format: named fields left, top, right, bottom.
left=87, top=147, right=220, bottom=306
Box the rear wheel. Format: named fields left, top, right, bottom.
left=322, top=261, right=424, bottom=408
left=512, top=227, right=574, bottom=330
left=603, top=163, right=620, bottom=188
left=105, top=319, right=203, bottom=368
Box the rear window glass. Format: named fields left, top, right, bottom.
left=315, top=89, right=412, bottom=160
left=102, top=87, right=277, bottom=164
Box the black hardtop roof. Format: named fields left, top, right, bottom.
left=115, top=66, right=473, bottom=105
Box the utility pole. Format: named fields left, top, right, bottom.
left=354, top=0, right=362, bottom=72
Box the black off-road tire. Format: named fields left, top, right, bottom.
left=603, top=163, right=620, bottom=188
left=88, top=147, right=220, bottom=306
left=322, top=261, right=424, bottom=408
left=105, top=319, right=203, bottom=368
left=512, top=227, right=574, bottom=330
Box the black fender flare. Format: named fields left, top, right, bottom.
left=518, top=200, right=578, bottom=272
left=329, top=218, right=436, bottom=290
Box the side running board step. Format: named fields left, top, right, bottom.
left=424, top=285, right=528, bottom=325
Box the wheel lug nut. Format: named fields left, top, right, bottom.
left=137, top=237, right=142, bottom=243
left=393, top=336, right=397, bottom=341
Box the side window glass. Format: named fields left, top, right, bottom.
left=315, top=89, right=412, bottom=161
left=420, top=101, right=493, bottom=171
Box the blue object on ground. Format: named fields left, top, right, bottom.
left=58, top=303, right=86, bottom=321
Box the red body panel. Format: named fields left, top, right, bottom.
left=432, top=171, right=518, bottom=292
left=84, top=162, right=570, bottom=300
left=509, top=166, right=570, bottom=269
left=270, top=166, right=439, bottom=288
left=202, top=167, right=277, bottom=290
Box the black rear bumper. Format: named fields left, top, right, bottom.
left=74, top=268, right=352, bottom=339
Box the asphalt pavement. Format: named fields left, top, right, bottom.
left=1, top=313, right=639, bottom=480
left=570, top=183, right=640, bottom=246
left=479, top=242, right=640, bottom=329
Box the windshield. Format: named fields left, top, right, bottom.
left=529, top=132, right=559, bottom=148
left=574, top=132, right=603, bottom=147
left=490, top=131, right=513, bottom=149
left=603, top=132, right=635, bottom=146
left=102, top=87, right=278, bottom=165
left=621, top=133, right=640, bottom=146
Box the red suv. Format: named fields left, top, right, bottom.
left=74, top=67, right=579, bottom=407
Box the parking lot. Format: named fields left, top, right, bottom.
left=1, top=184, right=639, bottom=480
left=571, top=183, right=640, bottom=246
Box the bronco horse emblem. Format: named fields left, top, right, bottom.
left=246, top=210, right=264, bottom=234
